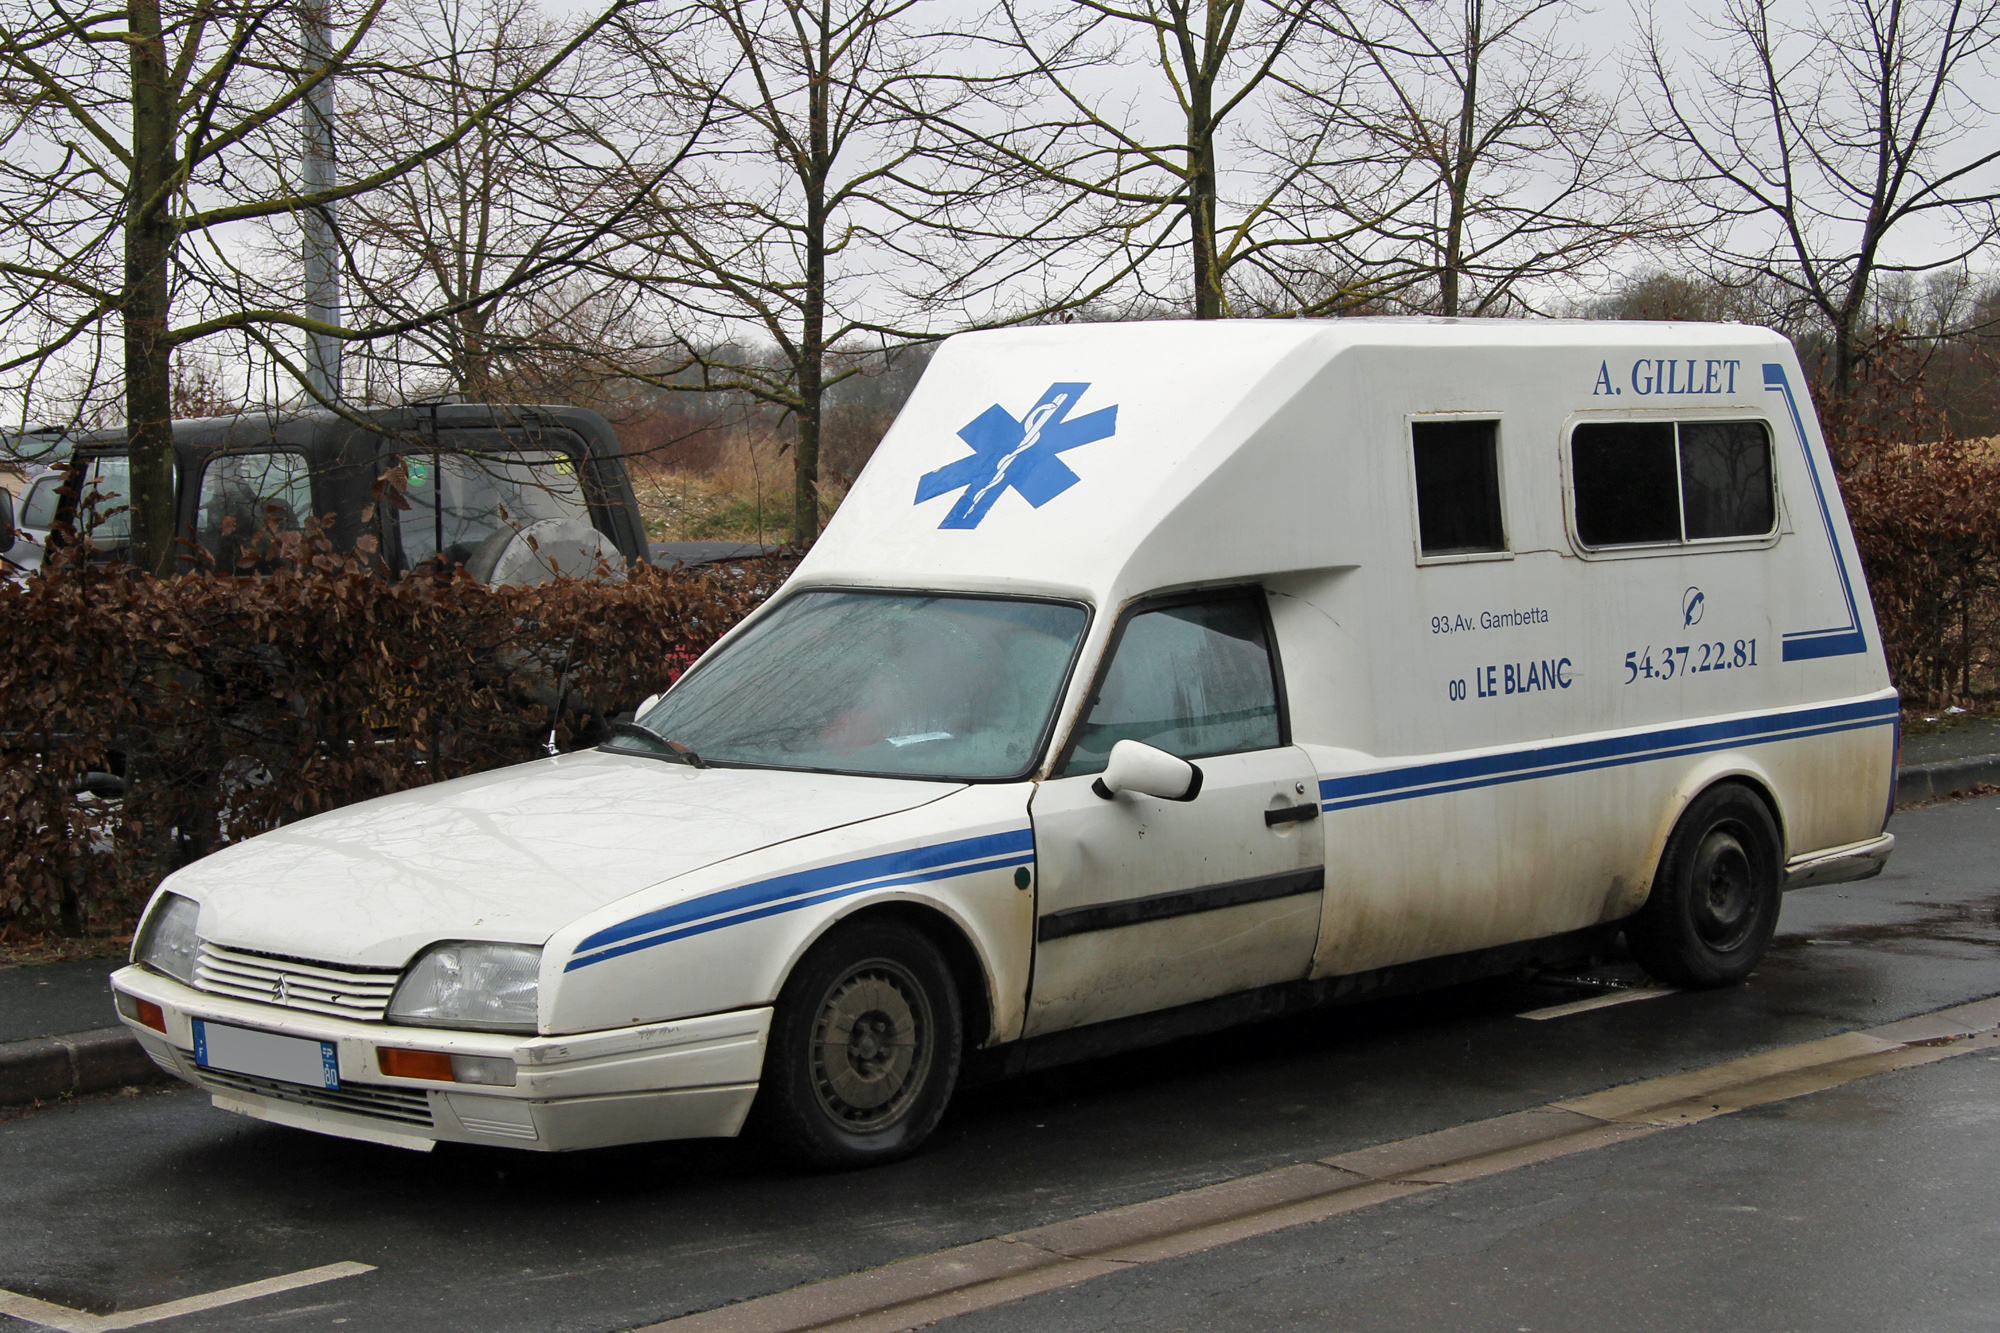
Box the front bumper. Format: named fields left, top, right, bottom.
left=109, top=965, right=768, bottom=1152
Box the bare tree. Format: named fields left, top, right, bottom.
left=1290, top=0, right=1659, bottom=316
left=983, top=0, right=1357, bottom=319
left=0, top=0, right=632, bottom=572
left=336, top=0, right=690, bottom=406
left=1639, top=0, right=2000, bottom=392
left=605, top=0, right=997, bottom=543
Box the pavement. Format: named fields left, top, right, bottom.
left=0, top=958, right=124, bottom=1045
left=0, top=958, right=160, bottom=1106
left=0, top=708, right=1994, bottom=1112
left=929, top=1047, right=2000, bottom=1333
left=1897, top=714, right=2000, bottom=803
left=2, top=794, right=1998, bottom=1332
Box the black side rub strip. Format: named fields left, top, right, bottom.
left=1037, top=867, right=1325, bottom=942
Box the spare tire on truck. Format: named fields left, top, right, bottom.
left=463, top=516, right=624, bottom=587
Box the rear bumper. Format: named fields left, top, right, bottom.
left=1784, top=833, right=1895, bottom=892
left=109, top=965, right=767, bottom=1152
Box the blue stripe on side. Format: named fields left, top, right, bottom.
left=567, top=828, right=1034, bottom=966
left=1319, top=698, right=1896, bottom=813
left=1782, top=630, right=1869, bottom=662
left=564, top=853, right=1028, bottom=972
left=1764, top=362, right=1867, bottom=659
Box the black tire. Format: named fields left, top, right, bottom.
left=752, top=919, right=963, bottom=1170
left=1626, top=783, right=1782, bottom=988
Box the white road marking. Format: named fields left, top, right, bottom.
left=0, top=1262, right=373, bottom=1332
left=1517, top=987, right=1678, bottom=1020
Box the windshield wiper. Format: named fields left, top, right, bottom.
left=603, top=720, right=707, bottom=768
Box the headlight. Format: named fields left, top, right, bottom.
left=135, top=892, right=200, bottom=986
left=388, top=943, right=541, bottom=1032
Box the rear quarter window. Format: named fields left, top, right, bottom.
left=19, top=473, right=62, bottom=529
left=1571, top=419, right=1775, bottom=549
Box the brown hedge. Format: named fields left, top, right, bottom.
left=0, top=527, right=784, bottom=932
left=1820, top=349, right=2000, bottom=708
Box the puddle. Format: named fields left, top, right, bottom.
left=1772, top=893, right=2000, bottom=953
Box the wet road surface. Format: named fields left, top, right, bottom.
left=3, top=796, right=1997, bottom=1332
left=941, top=1050, right=2000, bottom=1333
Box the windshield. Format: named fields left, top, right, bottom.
left=614, top=590, right=1090, bottom=781
left=396, top=450, right=590, bottom=567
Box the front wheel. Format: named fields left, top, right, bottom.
left=753, top=919, right=963, bottom=1170
left=1626, top=783, right=1782, bottom=988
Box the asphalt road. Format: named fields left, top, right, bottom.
left=4, top=796, right=1998, bottom=1333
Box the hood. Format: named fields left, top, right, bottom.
left=170, top=750, right=959, bottom=967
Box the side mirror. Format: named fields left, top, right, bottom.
left=1091, top=740, right=1204, bottom=802
left=636, top=692, right=664, bottom=717
left=0, top=487, right=14, bottom=555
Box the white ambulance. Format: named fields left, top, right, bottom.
left=111, top=319, right=1899, bottom=1167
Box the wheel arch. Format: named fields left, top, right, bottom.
left=1633, top=757, right=1788, bottom=914
left=791, top=898, right=999, bottom=1051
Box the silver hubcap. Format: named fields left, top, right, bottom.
left=810, top=959, right=933, bottom=1133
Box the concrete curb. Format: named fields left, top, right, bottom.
left=639, top=996, right=2000, bottom=1333
left=0, top=1026, right=168, bottom=1107
left=1896, top=753, right=2000, bottom=806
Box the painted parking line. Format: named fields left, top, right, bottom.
left=638, top=994, right=2000, bottom=1333
left=0, top=1262, right=374, bottom=1332
left=1516, top=986, right=1678, bottom=1020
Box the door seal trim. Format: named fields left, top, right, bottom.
left=1037, top=867, right=1324, bottom=942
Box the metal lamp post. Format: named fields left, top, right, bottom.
left=302, top=0, right=341, bottom=402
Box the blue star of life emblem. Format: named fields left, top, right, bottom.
left=914, top=382, right=1118, bottom=529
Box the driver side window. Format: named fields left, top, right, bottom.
left=1063, top=593, right=1282, bottom=776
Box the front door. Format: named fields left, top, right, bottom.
left=1026, top=590, right=1325, bottom=1036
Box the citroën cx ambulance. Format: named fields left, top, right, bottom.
left=112, top=319, right=1897, bottom=1167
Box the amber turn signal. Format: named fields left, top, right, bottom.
left=377, top=1047, right=455, bottom=1081
left=135, top=999, right=166, bottom=1033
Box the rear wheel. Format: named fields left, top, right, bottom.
left=753, top=920, right=963, bottom=1170
left=1626, top=783, right=1782, bottom=988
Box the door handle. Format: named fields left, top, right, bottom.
left=1264, top=803, right=1320, bottom=826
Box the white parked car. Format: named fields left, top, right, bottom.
left=112, top=319, right=1898, bottom=1167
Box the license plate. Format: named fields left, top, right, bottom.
left=193, top=1019, right=339, bottom=1090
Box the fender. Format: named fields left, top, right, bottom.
left=546, top=784, right=1036, bottom=1038
left=1624, top=752, right=1787, bottom=920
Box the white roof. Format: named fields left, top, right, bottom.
left=795, top=317, right=1794, bottom=607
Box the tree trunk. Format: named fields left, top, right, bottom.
left=1440, top=0, right=1482, bottom=318
left=794, top=23, right=829, bottom=544
left=125, top=0, right=177, bottom=575
left=460, top=304, right=494, bottom=399
left=794, top=351, right=822, bottom=544
left=1832, top=290, right=1865, bottom=394
left=1188, top=68, right=1221, bottom=319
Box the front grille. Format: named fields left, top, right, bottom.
left=200, top=1067, right=435, bottom=1127
left=195, top=941, right=400, bottom=1020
